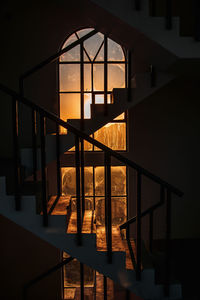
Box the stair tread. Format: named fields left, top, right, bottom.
left=96, top=226, right=125, bottom=252
left=47, top=195, right=71, bottom=215
left=67, top=210, right=95, bottom=234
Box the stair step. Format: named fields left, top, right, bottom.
left=67, top=210, right=95, bottom=234
left=47, top=195, right=71, bottom=215
left=96, top=226, right=125, bottom=252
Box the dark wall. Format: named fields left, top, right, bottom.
left=129, top=74, right=200, bottom=239
left=0, top=215, right=61, bottom=300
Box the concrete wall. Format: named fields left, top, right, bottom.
left=129, top=74, right=200, bottom=239
left=0, top=215, right=61, bottom=300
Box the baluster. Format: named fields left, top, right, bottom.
left=149, top=211, right=153, bottom=253
left=103, top=275, right=107, bottom=300
left=80, top=262, right=84, bottom=300
left=80, top=41, right=84, bottom=130
left=104, top=152, right=112, bottom=263
left=94, top=270, right=96, bottom=300
left=134, top=0, right=141, bottom=10
left=75, top=135, right=82, bottom=245
left=150, top=65, right=156, bottom=88
left=104, top=35, right=108, bottom=116
left=194, top=0, right=200, bottom=41
left=149, top=0, right=156, bottom=16
left=32, top=109, right=37, bottom=183
left=12, top=97, right=21, bottom=210
left=56, top=123, right=61, bottom=197
left=81, top=139, right=85, bottom=218
left=166, top=0, right=172, bottom=30
left=40, top=114, right=48, bottom=226
left=165, top=189, right=172, bottom=296
left=127, top=50, right=132, bottom=102
left=136, top=171, right=142, bottom=280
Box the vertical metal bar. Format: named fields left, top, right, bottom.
left=94, top=271, right=96, bottom=300
left=81, top=139, right=85, bottom=218
left=103, top=275, right=107, bottom=300
left=165, top=189, right=172, bottom=296
left=12, top=97, right=21, bottom=210
left=136, top=171, right=142, bottom=280
left=75, top=135, right=82, bottom=245
left=104, top=35, right=108, bottom=116
left=56, top=123, right=61, bottom=197
left=80, top=41, right=84, bottom=130
left=126, top=289, right=130, bottom=300
left=32, top=109, right=37, bottom=183
left=166, top=0, right=172, bottom=30
left=127, top=50, right=132, bottom=102
left=150, top=65, right=156, bottom=88
left=194, top=0, right=200, bottom=41
left=40, top=114, right=48, bottom=226
left=80, top=262, right=84, bottom=300
left=149, top=211, right=153, bottom=253
left=149, top=0, right=156, bottom=16
left=134, top=0, right=141, bottom=10
left=93, top=166, right=95, bottom=210
left=105, top=152, right=112, bottom=263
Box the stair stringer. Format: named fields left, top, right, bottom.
left=0, top=177, right=181, bottom=300
left=90, top=0, right=200, bottom=60
left=21, top=71, right=174, bottom=171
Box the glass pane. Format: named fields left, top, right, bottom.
left=84, top=167, right=93, bottom=196
left=94, top=123, right=126, bottom=151
left=95, top=197, right=127, bottom=226
left=108, top=64, right=125, bottom=91
left=95, top=167, right=104, bottom=196
left=77, top=28, right=94, bottom=38
left=95, top=45, right=104, bottom=61
left=84, top=64, right=91, bottom=92
left=62, top=167, right=76, bottom=196
left=60, top=45, right=80, bottom=62
left=84, top=93, right=92, bottom=119
left=84, top=32, right=104, bottom=61
left=114, top=113, right=125, bottom=120
left=60, top=93, right=80, bottom=121
left=111, top=166, right=126, bottom=196
left=60, top=64, right=80, bottom=92
left=108, top=38, right=125, bottom=61
left=60, top=34, right=79, bottom=61
left=94, top=94, right=111, bottom=104
left=93, top=64, right=104, bottom=91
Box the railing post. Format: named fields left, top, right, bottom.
left=134, top=0, right=141, bottom=10
left=104, top=35, right=108, bottom=116
left=80, top=262, right=84, bottom=300
left=103, top=275, right=107, bottom=300
left=32, top=109, right=37, bottom=183
left=81, top=139, right=85, bottom=218
left=127, top=50, right=132, bottom=102
left=136, top=171, right=142, bottom=280
left=104, top=152, right=112, bottom=263
left=149, top=211, right=153, bottom=253
left=40, top=114, right=48, bottom=226
left=56, top=123, right=61, bottom=197
left=194, top=0, right=200, bottom=41
left=150, top=65, right=156, bottom=88
left=149, top=0, right=156, bottom=16
left=165, top=189, right=172, bottom=296
left=75, top=135, right=82, bottom=245
left=12, top=97, right=21, bottom=210
left=166, top=0, right=172, bottom=30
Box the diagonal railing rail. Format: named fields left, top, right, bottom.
left=0, top=82, right=183, bottom=291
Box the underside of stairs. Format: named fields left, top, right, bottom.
left=0, top=177, right=182, bottom=300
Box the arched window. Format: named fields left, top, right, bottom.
left=59, top=28, right=127, bottom=151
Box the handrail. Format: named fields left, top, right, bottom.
left=0, top=83, right=183, bottom=197
left=23, top=256, right=74, bottom=300
left=20, top=29, right=97, bottom=80
left=120, top=200, right=164, bottom=230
